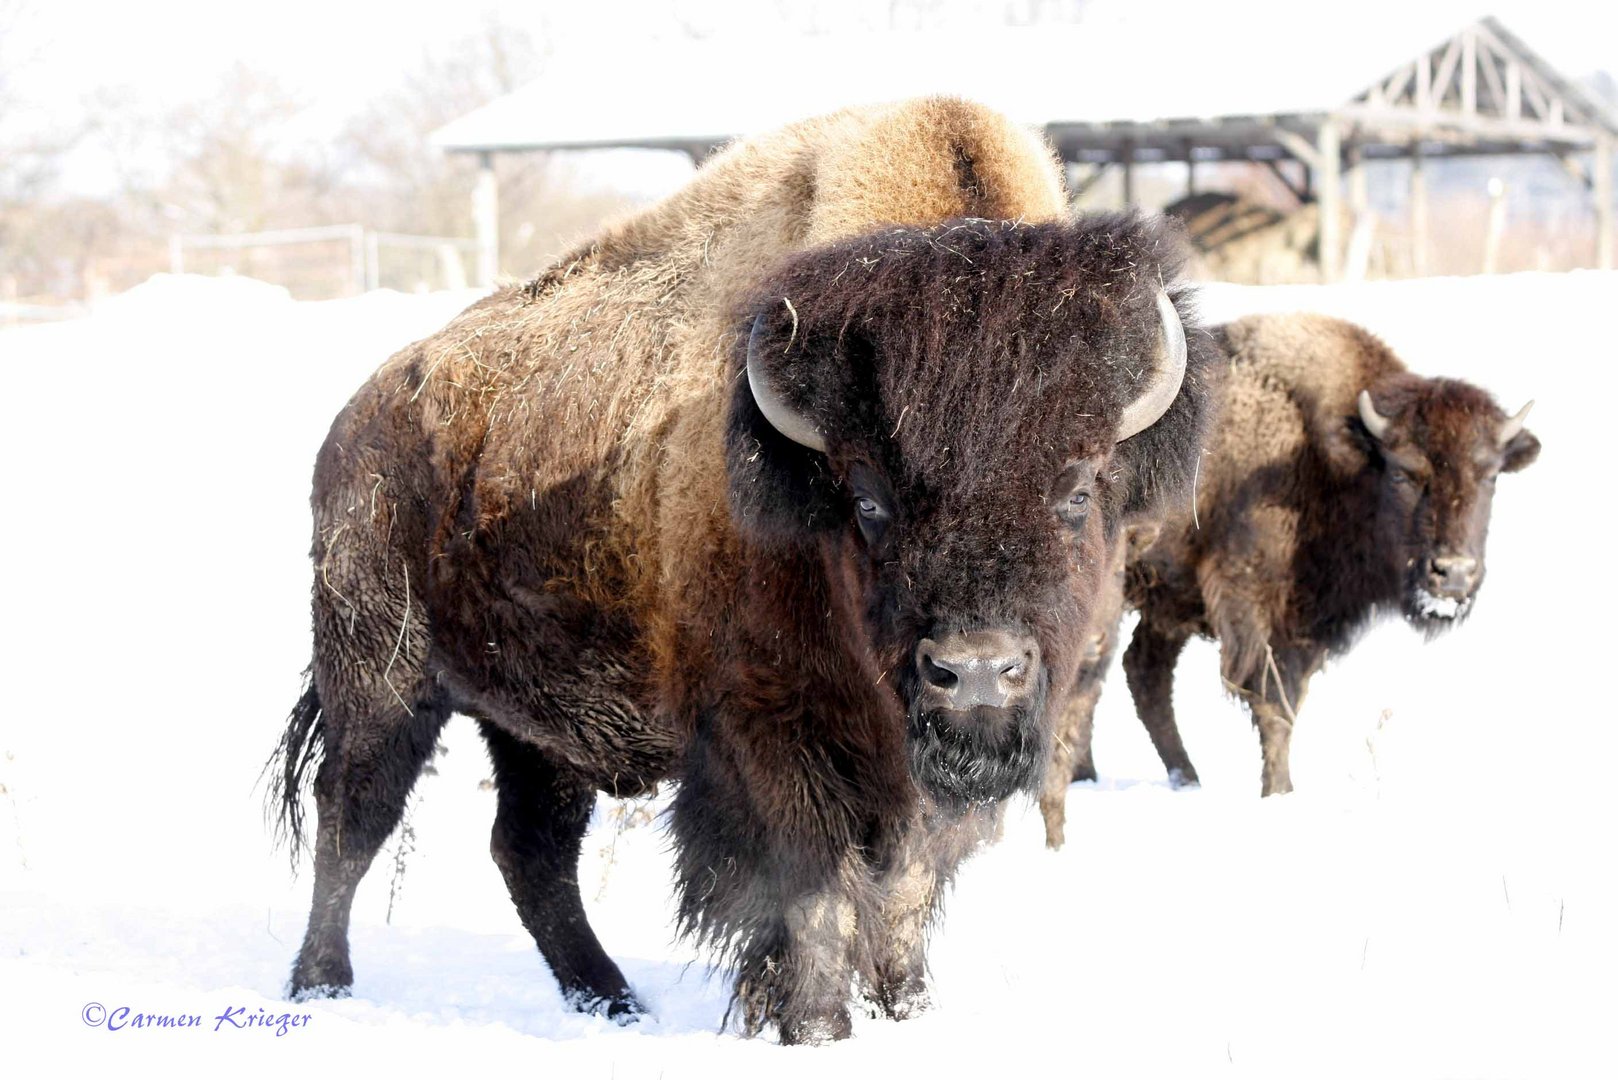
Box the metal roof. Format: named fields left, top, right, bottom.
left=432, top=14, right=1615, bottom=159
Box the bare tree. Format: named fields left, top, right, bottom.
left=336, top=15, right=632, bottom=276
left=0, top=0, right=95, bottom=298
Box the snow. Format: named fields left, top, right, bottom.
left=2, top=269, right=1615, bottom=1076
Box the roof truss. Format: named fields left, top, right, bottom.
left=1344, top=18, right=1614, bottom=146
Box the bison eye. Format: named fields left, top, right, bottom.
left=853, top=492, right=891, bottom=545
left=1057, top=489, right=1093, bottom=528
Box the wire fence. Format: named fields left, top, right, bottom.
left=169, top=224, right=479, bottom=299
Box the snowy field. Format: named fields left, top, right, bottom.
left=1, top=269, right=1613, bottom=1077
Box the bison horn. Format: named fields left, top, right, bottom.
left=1114, top=290, right=1189, bottom=443
left=1358, top=390, right=1392, bottom=443
left=746, top=313, right=827, bottom=453
left=1498, top=400, right=1534, bottom=446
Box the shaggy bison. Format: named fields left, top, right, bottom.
left=270, top=98, right=1216, bottom=1042
left=1039, top=312, right=1536, bottom=837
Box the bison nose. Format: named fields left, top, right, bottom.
left=1429, top=555, right=1480, bottom=598
left=916, top=631, right=1041, bottom=711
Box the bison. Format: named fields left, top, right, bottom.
left=1039, top=311, right=1537, bottom=839
left=269, top=98, right=1217, bottom=1042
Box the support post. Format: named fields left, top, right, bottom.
left=348, top=224, right=366, bottom=297
left=474, top=151, right=500, bottom=289
left=1120, top=141, right=1135, bottom=208
left=1185, top=142, right=1197, bottom=196
left=1347, top=143, right=1368, bottom=218
left=1483, top=178, right=1507, bottom=274
left=1410, top=140, right=1429, bottom=277
left=364, top=230, right=381, bottom=292
left=1596, top=133, right=1614, bottom=270
left=1317, top=120, right=1341, bottom=283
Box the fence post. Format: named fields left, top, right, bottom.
left=474, top=152, right=499, bottom=288
left=348, top=225, right=367, bottom=296
left=365, top=231, right=381, bottom=292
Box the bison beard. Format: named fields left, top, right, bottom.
left=906, top=691, right=1051, bottom=809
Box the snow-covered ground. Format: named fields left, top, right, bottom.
left=1, top=270, right=1612, bottom=1077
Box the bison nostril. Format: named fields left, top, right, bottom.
left=1000, top=652, right=1032, bottom=685
left=920, top=653, right=959, bottom=690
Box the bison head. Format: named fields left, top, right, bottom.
left=726, top=216, right=1215, bottom=810
left=1356, top=377, right=1539, bottom=632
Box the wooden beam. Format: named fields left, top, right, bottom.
left=1506, top=61, right=1522, bottom=121
left=1476, top=36, right=1508, bottom=112
left=1384, top=62, right=1415, bottom=105
left=1334, top=104, right=1601, bottom=148
left=1416, top=52, right=1433, bottom=111
left=1266, top=125, right=1323, bottom=170
left=1318, top=120, right=1342, bottom=282
left=1597, top=133, right=1614, bottom=270
left=1263, top=159, right=1309, bottom=203
left=1068, top=162, right=1110, bottom=200
left=1555, top=152, right=1593, bottom=189
left=1520, top=69, right=1550, bottom=120
left=1347, top=143, right=1368, bottom=216
left=1431, top=37, right=1464, bottom=108
left=1462, top=30, right=1477, bottom=115
left=1410, top=141, right=1429, bottom=277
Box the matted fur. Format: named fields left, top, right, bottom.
left=1038, top=312, right=1539, bottom=824
left=268, top=97, right=1214, bottom=1043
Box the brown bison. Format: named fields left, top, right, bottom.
left=1039, top=312, right=1537, bottom=840
left=269, top=98, right=1218, bottom=1043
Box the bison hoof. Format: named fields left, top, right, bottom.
left=567, top=989, right=645, bottom=1024
left=884, top=986, right=932, bottom=1022
left=778, top=1009, right=853, bottom=1045
left=288, top=952, right=354, bottom=1002
left=1166, top=767, right=1200, bottom=789
left=288, top=981, right=352, bottom=1003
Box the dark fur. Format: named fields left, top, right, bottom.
left=269, top=212, right=1216, bottom=1042
left=1039, top=313, right=1538, bottom=819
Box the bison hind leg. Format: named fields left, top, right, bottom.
left=289, top=688, right=449, bottom=1000
left=477, top=721, right=643, bottom=1021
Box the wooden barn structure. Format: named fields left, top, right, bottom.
left=434, top=15, right=1616, bottom=284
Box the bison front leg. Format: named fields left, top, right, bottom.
left=1040, top=674, right=1105, bottom=849
left=1123, top=621, right=1199, bottom=787
left=672, top=748, right=862, bottom=1043
left=727, top=885, right=859, bottom=1044
left=1041, top=596, right=1129, bottom=847
left=1238, top=646, right=1321, bottom=797
left=478, top=722, right=642, bottom=1020
left=867, top=859, right=935, bottom=1021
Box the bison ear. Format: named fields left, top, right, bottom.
left=1500, top=428, right=1540, bottom=473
